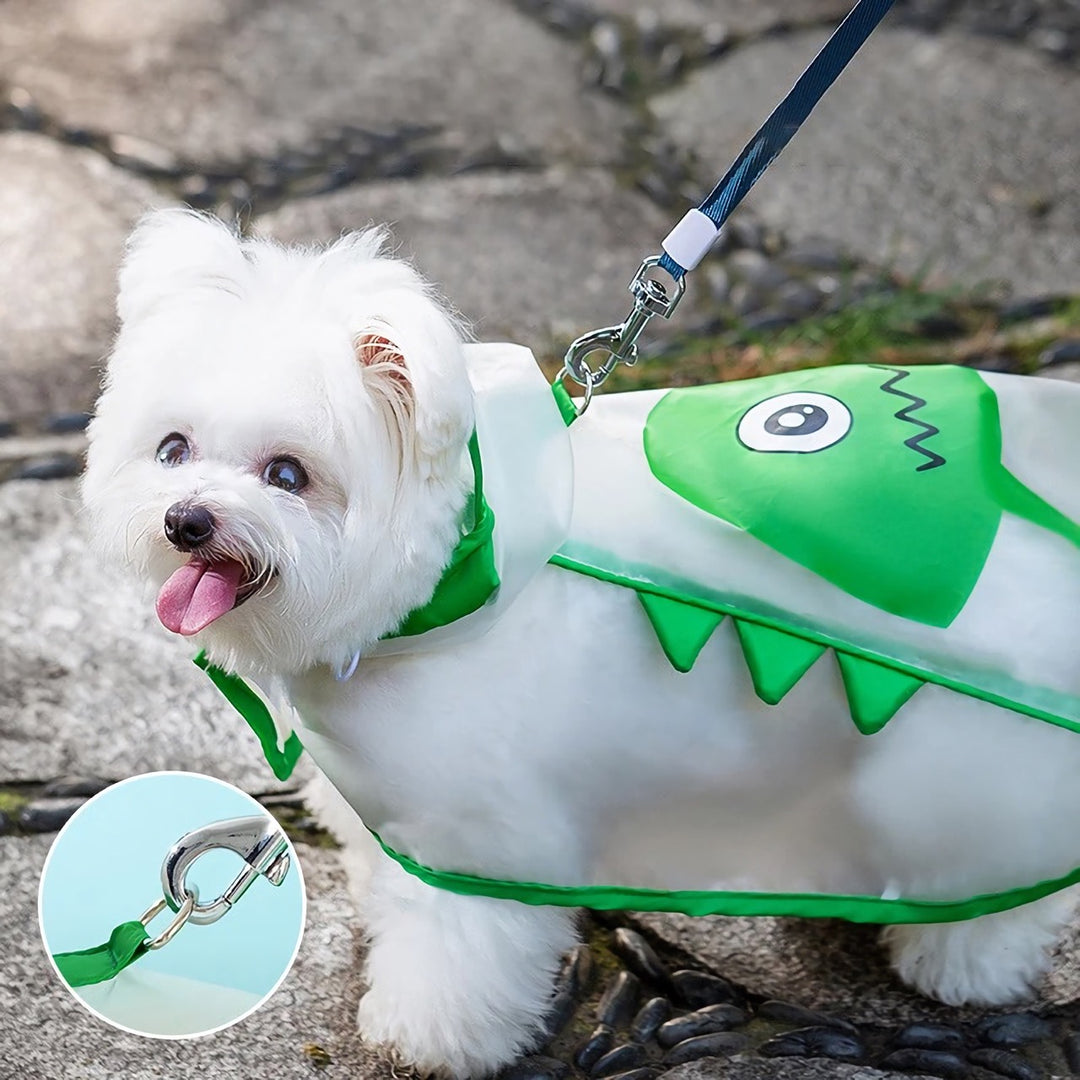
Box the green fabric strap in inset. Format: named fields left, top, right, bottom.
left=638, top=593, right=723, bottom=672
left=735, top=619, right=827, bottom=705
left=194, top=652, right=303, bottom=782
left=52, top=921, right=150, bottom=988
left=837, top=652, right=923, bottom=735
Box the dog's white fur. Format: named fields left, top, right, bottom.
left=84, top=210, right=1080, bottom=1077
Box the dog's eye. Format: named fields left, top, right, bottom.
left=156, top=433, right=191, bottom=467
left=263, top=457, right=308, bottom=493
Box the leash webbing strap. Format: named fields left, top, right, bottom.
left=52, top=921, right=150, bottom=988
left=558, top=0, right=896, bottom=406
left=659, top=0, right=895, bottom=279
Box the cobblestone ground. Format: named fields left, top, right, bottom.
left=2, top=2, right=1080, bottom=1079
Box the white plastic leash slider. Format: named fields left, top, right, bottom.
left=662, top=209, right=720, bottom=273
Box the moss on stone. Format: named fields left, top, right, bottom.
left=0, top=790, right=29, bottom=816
left=266, top=804, right=341, bottom=850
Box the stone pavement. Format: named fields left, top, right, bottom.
left=2, top=1, right=1079, bottom=1079
left=652, top=28, right=1080, bottom=294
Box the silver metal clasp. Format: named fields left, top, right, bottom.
left=559, top=255, right=686, bottom=415
left=161, top=814, right=291, bottom=926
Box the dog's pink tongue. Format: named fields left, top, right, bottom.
left=156, top=558, right=244, bottom=636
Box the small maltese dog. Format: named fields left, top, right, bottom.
left=83, top=210, right=1080, bottom=1076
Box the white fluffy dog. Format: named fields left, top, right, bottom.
left=83, top=210, right=1080, bottom=1076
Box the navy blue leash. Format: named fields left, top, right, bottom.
left=559, top=0, right=895, bottom=412
left=661, top=0, right=896, bottom=279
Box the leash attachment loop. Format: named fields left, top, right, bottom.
left=140, top=890, right=198, bottom=951
left=161, top=814, right=291, bottom=926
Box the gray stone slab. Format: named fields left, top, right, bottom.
left=629, top=906, right=1080, bottom=1026
left=0, top=478, right=309, bottom=791
left=652, top=29, right=1080, bottom=295
left=0, top=0, right=623, bottom=168
left=0, top=835, right=386, bottom=1079
left=581, top=0, right=853, bottom=35
left=0, top=133, right=163, bottom=423
left=1038, top=361, right=1080, bottom=383
left=257, top=168, right=675, bottom=351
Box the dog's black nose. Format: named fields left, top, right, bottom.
left=164, top=503, right=215, bottom=551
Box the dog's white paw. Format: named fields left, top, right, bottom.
left=358, top=860, right=579, bottom=1078
left=357, top=982, right=526, bottom=1079
left=883, top=892, right=1075, bottom=1006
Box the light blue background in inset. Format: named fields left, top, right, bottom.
left=40, top=773, right=305, bottom=998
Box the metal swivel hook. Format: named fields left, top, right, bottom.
left=558, top=256, right=686, bottom=416
left=161, top=814, right=291, bottom=926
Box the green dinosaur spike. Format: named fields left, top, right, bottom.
left=638, top=593, right=724, bottom=673
left=837, top=652, right=923, bottom=734
left=734, top=619, right=827, bottom=705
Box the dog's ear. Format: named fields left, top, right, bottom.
left=355, top=327, right=415, bottom=454
left=355, top=330, right=409, bottom=382
left=353, top=298, right=473, bottom=472
left=116, top=209, right=248, bottom=326
left=317, top=230, right=474, bottom=470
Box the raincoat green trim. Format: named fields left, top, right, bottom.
left=194, top=651, right=303, bottom=782
left=199, top=649, right=1080, bottom=923
left=550, top=552, right=1080, bottom=741
left=367, top=829, right=1080, bottom=924
left=387, top=432, right=499, bottom=639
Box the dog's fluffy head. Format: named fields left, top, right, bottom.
left=83, top=209, right=474, bottom=675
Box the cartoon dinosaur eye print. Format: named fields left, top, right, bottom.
left=737, top=392, right=852, bottom=453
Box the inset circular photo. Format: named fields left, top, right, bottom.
left=38, top=771, right=306, bottom=1038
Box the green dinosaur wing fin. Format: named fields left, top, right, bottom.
left=837, top=653, right=923, bottom=734
left=638, top=593, right=724, bottom=673
left=734, top=619, right=827, bottom=705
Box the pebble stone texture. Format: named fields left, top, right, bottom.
left=2, top=0, right=1080, bottom=1078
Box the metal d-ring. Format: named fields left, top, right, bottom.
left=553, top=362, right=594, bottom=419
left=141, top=889, right=198, bottom=950
left=161, top=815, right=291, bottom=927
